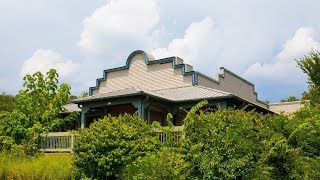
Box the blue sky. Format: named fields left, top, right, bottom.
left=1, top=0, right=319, bottom=102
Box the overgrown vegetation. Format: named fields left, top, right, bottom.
left=125, top=147, right=186, bottom=180
left=73, top=114, right=161, bottom=179
left=0, top=153, right=74, bottom=179
left=0, top=69, right=78, bottom=155
left=71, top=102, right=320, bottom=179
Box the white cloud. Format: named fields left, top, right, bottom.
left=244, top=27, right=320, bottom=83
left=78, top=0, right=160, bottom=53
left=152, top=17, right=215, bottom=65
left=276, top=27, right=320, bottom=60
left=21, top=49, right=80, bottom=79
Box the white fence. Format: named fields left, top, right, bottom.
left=40, top=132, right=74, bottom=153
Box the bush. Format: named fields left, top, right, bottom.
left=180, top=101, right=320, bottom=179
left=287, top=105, right=320, bottom=157
left=73, top=114, right=160, bottom=179
left=180, top=101, right=273, bottom=179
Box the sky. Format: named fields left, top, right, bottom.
left=1, top=0, right=320, bottom=103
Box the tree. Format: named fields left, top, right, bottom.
left=67, top=95, right=78, bottom=102
left=16, top=69, right=76, bottom=131
left=296, top=50, right=320, bottom=87
left=280, top=96, right=300, bottom=102
left=0, top=69, right=78, bottom=154
left=67, top=92, right=89, bottom=103
left=0, top=92, right=16, bottom=118
left=302, top=87, right=320, bottom=106
left=79, top=91, right=89, bottom=98
left=297, top=50, right=320, bottom=105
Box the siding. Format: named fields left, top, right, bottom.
left=93, top=54, right=193, bottom=95
left=197, top=68, right=267, bottom=108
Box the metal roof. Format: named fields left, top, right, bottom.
left=73, top=86, right=232, bottom=103
left=156, top=85, right=231, bottom=101
left=62, top=103, right=81, bottom=113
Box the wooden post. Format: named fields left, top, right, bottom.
left=70, top=134, right=74, bottom=153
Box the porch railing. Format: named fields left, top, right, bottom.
left=40, top=126, right=183, bottom=153
left=154, top=126, right=183, bottom=143
left=40, top=132, right=74, bottom=153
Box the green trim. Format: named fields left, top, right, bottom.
left=89, top=50, right=197, bottom=95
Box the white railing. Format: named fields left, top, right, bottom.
left=40, top=132, right=74, bottom=153
left=154, top=126, right=183, bottom=143
left=40, top=126, right=183, bottom=153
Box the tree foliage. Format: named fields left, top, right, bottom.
left=16, top=69, right=74, bottom=130
left=0, top=69, right=78, bottom=155
left=0, top=92, right=16, bottom=117
left=80, top=91, right=89, bottom=98
left=296, top=50, right=320, bottom=87
left=302, top=86, right=320, bottom=106
left=67, top=95, right=78, bottom=103
left=297, top=50, right=320, bottom=105
left=281, top=96, right=300, bottom=102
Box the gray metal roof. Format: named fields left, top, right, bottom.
left=62, top=103, right=81, bottom=113
left=73, top=86, right=232, bottom=103
left=73, top=87, right=164, bottom=103
left=156, top=85, right=231, bottom=101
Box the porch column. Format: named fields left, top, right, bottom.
left=218, top=100, right=227, bottom=110
left=132, top=98, right=148, bottom=121
left=80, top=106, right=90, bottom=129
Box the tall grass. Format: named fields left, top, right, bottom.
left=0, top=153, right=74, bottom=179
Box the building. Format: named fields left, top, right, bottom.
left=73, top=50, right=271, bottom=128
left=269, top=100, right=309, bottom=115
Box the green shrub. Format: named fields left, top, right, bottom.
left=124, top=148, right=186, bottom=180
left=179, top=101, right=320, bottom=179
left=181, top=101, right=273, bottom=179
left=0, top=152, right=74, bottom=179
left=287, top=105, right=320, bottom=157
left=73, top=114, right=160, bottom=179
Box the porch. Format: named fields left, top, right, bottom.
left=78, top=95, right=226, bottom=129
